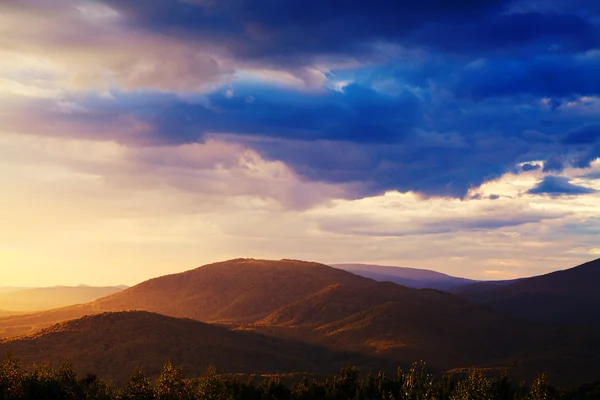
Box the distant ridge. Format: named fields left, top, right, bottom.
left=332, top=263, right=477, bottom=290
left=0, top=286, right=126, bottom=312
left=0, top=287, right=31, bottom=294
left=452, top=258, right=600, bottom=326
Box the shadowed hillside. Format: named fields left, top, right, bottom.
left=332, top=263, right=477, bottom=290
left=0, top=286, right=126, bottom=312
left=251, top=281, right=600, bottom=386
left=0, top=311, right=368, bottom=385
left=452, top=258, right=600, bottom=327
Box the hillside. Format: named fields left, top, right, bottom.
left=452, top=258, right=600, bottom=327
left=1, top=258, right=600, bottom=385
left=0, top=286, right=126, bottom=312
left=0, top=311, right=366, bottom=385
left=332, top=263, right=477, bottom=290
left=0, top=259, right=373, bottom=338
left=250, top=281, right=600, bottom=386
left=92, top=258, right=374, bottom=323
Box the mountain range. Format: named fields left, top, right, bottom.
left=331, top=263, right=478, bottom=290
left=1, top=258, right=600, bottom=386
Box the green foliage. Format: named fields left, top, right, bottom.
left=1, top=355, right=596, bottom=400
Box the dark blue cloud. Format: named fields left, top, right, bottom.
left=101, top=0, right=506, bottom=60
left=527, top=175, right=597, bottom=196
left=563, top=124, right=600, bottom=145
left=452, top=55, right=600, bottom=100
left=522, top=163, right=541, bottom=171
left=101, top=0, right=599, bottom=65
left=542, top=154, right=567, bottom=172
left=581, top=171, right=600, bottom=180
left=411, top=12, right=600, bottom=55
left=150, top=83, right=422, bottom=144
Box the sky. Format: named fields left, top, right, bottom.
left=1, top=0, right=600, bottom=286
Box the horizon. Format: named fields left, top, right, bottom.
left=1, top=256, right=596, bottom=288
left=2, top=0, right=600, bottom=287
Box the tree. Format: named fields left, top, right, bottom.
left=0, top=354, right=23, bottom=400
left=154, top=362, right=193, bottom=400
left=121, top=368, right=154, bottom=400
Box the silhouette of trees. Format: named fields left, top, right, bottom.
left=1, top=355, right=599, bottom=400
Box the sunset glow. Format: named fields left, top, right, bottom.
left=2, top=0, right=600, bottom=286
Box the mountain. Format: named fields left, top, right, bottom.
left=0, top=259, right=370, bottom=338
left=0, top=311, right=365, bottom=385
left=92, top=258, right=373, bottom=324
left=1, top=258, right=600, bottom=385
left=452, top=258, right=600, bottom=327
left=332, top=263, right=477, bottom=290
left=0, top=285, right=127, bottom=312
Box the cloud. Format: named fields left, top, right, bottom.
left=0, top=1, right=235, bottom=95
left=522, top=163, right=541, bottom=171
left=528, top=175, right=597, bottom=196
left=562, top=123, right=600, bottom=145
left=2, top=131, right=600, bottom=285
left=1, top=0, right=599, bottom=202
left=3, top=83, right=600, bottom=200
left=0, top=132, right=346, bottom=212
left=310, top=192, right=569, bottom=237
left=581, top=171, right=600, bottom=180
left=450, top=54, right=600, bottom=100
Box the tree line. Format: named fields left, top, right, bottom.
left=1, top=355, right=599, bottom=400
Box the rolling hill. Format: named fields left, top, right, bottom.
left=332, top=263, right=477, bottom=290
left=92, top=258, right=375, bottom=324
left=0, top=285, right=127, bottom=312
left=0, top=311, right=366, bottom=385
left=1, top=258, right=600, bottom=385
left=452, top=258, right=600, bottom=327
